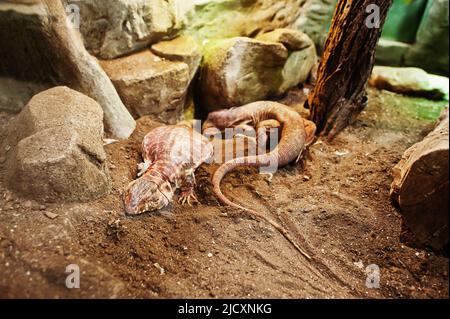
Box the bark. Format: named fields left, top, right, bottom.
left=391, top=108, right=449, bottom=251
left=307, top=0, right=392, bottom=140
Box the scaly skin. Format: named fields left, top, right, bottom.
left=204, top=101, right=316, bottom=259
left=123, top=124, right=213, bottom=215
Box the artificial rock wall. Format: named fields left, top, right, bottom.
left=66, top=0, right=333, bottom=59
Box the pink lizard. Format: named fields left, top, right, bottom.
left=123, top=124, right=213, bottom=215
left=203, top=101, right=317, bottom=259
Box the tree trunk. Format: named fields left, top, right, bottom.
left=38, top=0, right=136, bottom=139
left=391, top=108, right=449, bottom=251
left=307, top=0, right=392, bottom=140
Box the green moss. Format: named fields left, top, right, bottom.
left=380, top=90, right=447, bottom=122
left=401, top=98, right=447, bottom=121
left=184, top=0, right=250, bottom=40
left=363, top=89, right=447, bottom=134
left=202, top=38, right=233, bottom=58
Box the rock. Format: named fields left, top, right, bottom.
left=10, top=127, right=109, bottom=202
left=374, top=1, right=448, bottom=76
left=391, top=108, right=449, bottom=251
left=4, top=191, right=13, bottom=202
left=68, top=0, right=308, bottom=59
left=23, top=200, right=32, bottom=209
left=184, top=0, right=306, bottom=40
left=255, top=28, right=313, bottom=51
left=0, top=77, right=48, bottom=113
left=67, top=0, right=183, bottom=59
left=199, top=33, right=317, bottom=111
left=0, top=1, right=136, bottom=140
left=199, top=37, right=288, bottom=111
left=151, top=36, right=202, bottom=82
left=6, top=87, right=105, bottom=152
left=153, top=263, right=165, bottom=275
left=100, top=50, right=190, bottom=123
left=281, top=46, right=317, bottom=94
left=256, top=29, right=318, bottom=94
left=0, top=1, right=50, bottom=83
left=404, top=0, right=449, bottom=76
left=293, top=0, right=338, bottom=54
left=427, top=74, right=450, bottom=101
left=4, top=86, right=109, bottom=203
left=375, top=39, right=411, bottom=67
left=44, top=212, right=59, bottom=220
left=369, top=66, right=449, bottom=101
left=2, top=0, right=299, bottom=54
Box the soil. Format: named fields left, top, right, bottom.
left=0, top=88, right=448, bottom=299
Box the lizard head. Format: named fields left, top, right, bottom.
left=203, top=108, right=246, bottom=131
left=123, top=176, right=174, bottom=215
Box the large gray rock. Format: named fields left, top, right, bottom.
left=375, top=39, right=411, bottom=67
left=293, top=0, right=338, bottom=54
left=199, top=32, right=317, bottom=111
left=100, top=50, right=190, bottom=123
left=391, top=108, right=449, bottom=251
left=369, top=66, right=449, bottom=101
left=256, top=29, right=318, bottom=94
left=7, top=87, right=105, bottom=149
left=199, top=37, right=288, bottom=111
left=3, top=86, right=109, bottom=203
left=404, top=0, right=449, bottom=75
left=11, top=127, right=109, bottom=203
left=67, top=0, right=184, bottom=59
left=279, top=45, right=317, bottom=93
left=374, top=0, right=449, bottom=76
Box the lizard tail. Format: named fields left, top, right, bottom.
left=212, top=160, right=312, bottom=260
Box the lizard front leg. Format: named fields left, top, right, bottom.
left=178, top=168, right=199, bottom=206
left=137, top=161, right=151, bottom=177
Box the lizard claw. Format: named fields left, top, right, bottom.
left=296, top=149, right=305, bottom=164
left=179, top=191, right=199, bottom=207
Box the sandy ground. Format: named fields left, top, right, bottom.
left=0, top=88, right=448, bottom=299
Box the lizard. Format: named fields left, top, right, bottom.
left=123, top=123, right=213, bottom=215
left=203, top=101, right=317, bottom=259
